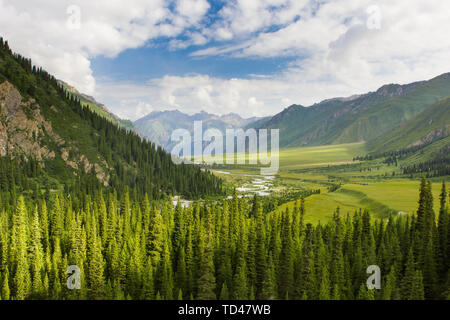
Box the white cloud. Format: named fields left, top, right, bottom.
left=0, top=0, right=208, bottom=94
left=2, top=0, right=450, bottom=121
left=176, top=0, right=210, bottom=25
left=214, top=0, right=308, bottom=39
left=95, top=74, right=359, bottom=121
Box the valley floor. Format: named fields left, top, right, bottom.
left=211, top=142, right=448, bottom=223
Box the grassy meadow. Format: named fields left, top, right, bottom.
left=211, top=142, right=448, bottom=224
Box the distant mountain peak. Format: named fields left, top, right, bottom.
left=134, top=108, right=267, bottom=150
left=223, top=112, right=241, bottom=117
left=285, top=104, right=305, bottom=110
left=155, top=109, right=182, bottom=114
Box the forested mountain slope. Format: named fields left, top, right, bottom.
left=58, top=80, right=135, bottom=132
left=0, top=37, right=222, bottom=199
left=368, top=97, right=450, bottom=154
left=257, top=74, right=450, bottom=148
left=359, top=97, right=450, bottom=177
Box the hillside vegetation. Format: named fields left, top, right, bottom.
left=368, top=97, right=450, bottom=153
left=0, top=37, right=222, bottom=199
left=58, top=80, right=135, bottom=131
left=257, top=74, right=450, bottom=149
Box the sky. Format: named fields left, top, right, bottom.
left=1, top=0, right=450, bottom=120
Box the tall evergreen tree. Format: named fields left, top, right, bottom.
left=278, top=208, right=294, bottom=298
left=196, top=211, right=216, bottom=300
left=437, top=182, right=448, bottom=276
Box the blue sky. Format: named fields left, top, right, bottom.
left=1, top=0, right=450, bottom=120
left=91, top=45, right=295, bottom=82
left=90, top=0, right=298, bottom=82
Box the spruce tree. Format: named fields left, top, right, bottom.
left=401, top=247, right=416, bottom=299
left=141, top=257, right=154, bottom=300
left=11, top=196, right=30, bottom=299
left=219, top=282, right=229, bottom=300
left=437, top=182, right=448, bottom=275
left=30, top=206, right=44, bottom=296
left=88, top=236, right=105, bottom=299
left=411, top=270, right=425, bottom=300
left=196, top=212, right=216, bottom=300
left=254, top=206, right=266, bottom=299
left=1, top=266, right=10, bottom=300
left=278, top=208, right=294, bottom=298
left=318, top=264, right=331, bottom=300
left=261, top=253, right=276, bottom=300
left=382, top=266, right=398, bottom=300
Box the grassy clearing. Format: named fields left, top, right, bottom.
left=275, top=190, right=361, bottom=224
left=273, top=179, right=443, bottom=224
left=279, top=142, right=366, bottom=170
left=343, top=180, right=443, bottom=215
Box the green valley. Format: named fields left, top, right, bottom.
left=212, top=142, right=448, bottom=223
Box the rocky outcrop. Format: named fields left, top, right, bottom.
left=409, top=125, right=450, bottom=148
left=0, top=80, right=110, bottom=186
left=0, top=80, right=58, bottom=160
left=60, top=147, right=110, bottom=186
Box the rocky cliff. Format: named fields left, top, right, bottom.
left=0, top=80, right=109, bottom=185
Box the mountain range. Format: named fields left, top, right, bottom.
left=131, top=73, right=450, bottom=167
left=134, top=110, right=267, bottom=151
left=254, top=74, right=450, bottom=149
left=38, top=65, right=450, bottom=167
